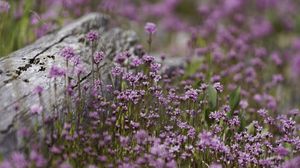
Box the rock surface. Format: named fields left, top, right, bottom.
left=0, top=13, right=138, bottom=156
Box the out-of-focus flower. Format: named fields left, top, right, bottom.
left=10, top=152, right=27, bottom=168
left=281, top=156, right=300, bottom=168
left=33, top=85, right=44, bottom=95
left=145, top=22, right=157, bottom=34
left=274, top=146, right=289, bottom=157
left=59, top=162, right=72, bottom=168
left=35, top=23, right=55, bottom=38
left=61, top=47, right=76, bottom=60
left=135, top=129, right=148, bottom=144
left=49, top=65, right=65, bottom=78
left=209, top=163, right=222, bottom=168
left=30, top=104, right=43, bottom=115
left=74, top=64, right=86, bottom=76
left=0, top=1, right=10, bottom=13
left=30, top=150, right=47, bottom=167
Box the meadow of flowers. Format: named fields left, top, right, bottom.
left=0, top=0, right=300, bottom=168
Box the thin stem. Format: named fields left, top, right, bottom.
left=148, top=34, right=152, bottom=53
left=78, top=74, right=81, bottom=99
left=91, top=45, right=95, bottom=85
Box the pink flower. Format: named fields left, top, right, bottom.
left=30, top=104, right=43, bottom=115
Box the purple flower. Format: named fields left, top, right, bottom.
left=142, top=55, right=155, bottom=64
left=33, top=85, right=44, bottom=95
left=86, top=31, right=99, bottom=42
left=281, top=156, right=300, bottom=168
left=49, top=65, right=65, bottom=78
left=30, top=150, right=46, bottom=167
left=0, top=160, right=12, bottom=168
left=135, top=129, right=148, bottom=144
left=166, top=160, right=177, bottom=168
left=130, top=57, right=143, bottom=67
left=115, top=52, right=127, bottom=64
left=60, top=47, right=76, bottom=60
left=30, top=104, right=43, bottom=115
left=17, top=127, right=30, bottom=138
left=209, top=163, right=222, bottom=168
left=111, top=66, right=123, bottom=76
left=50, top=146, right=62, bottom=154
left=271, top=52, right=282, bottom=65
left=10, top=152, right=27, bottom=168
left=150, top=63, right=161, bottom=72
left=274, top=146, right=289, bottom=157
left=59, top=163, right=72, bottom=168
left=74, top=64, right=86, bottom=76
left=185, top=89, right=198, bottom=101
left=0, top=1, right=10, bottom=13
left=145, top=22, right=157, bottom=34
left=35, top=22, right=56, bottom=38
left=150, top=143, right=168, bottom=158
left=213, top=82, right=223, bottom=93
left=94, top=51, right=104, bottom=64
left=120, top=136, right=130, bottom=147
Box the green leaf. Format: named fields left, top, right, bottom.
left=228, top=87, right=241, bottom=117
left=204, top=85, right=217, bottom=126
left=246, top=122, right=255, bottom=135
left=205, top=109, right=212, bottom=126
left=207, top=85, right=218, bottom=111
left=238, top=112, right=246, bottom=132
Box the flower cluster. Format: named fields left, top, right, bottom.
left=1, top=0, right=300, bottom=168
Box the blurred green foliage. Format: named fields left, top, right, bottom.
left=0, top=0, right=36, bottom=57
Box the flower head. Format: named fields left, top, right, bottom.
left=33, top=85, right=44, bottom=95
left=30, top=104, right=43, bottom=115
left=60, top=47, right=76, bottom=60
left=94, top=51, right=104, bottom=64
left=49, top=65, right=65, bottom=78
left=274, top=146, right=289, bottom=157
left=145, top=22, right=157, bottom=34
left=10, top=152, right=27, bottom=168
left=135, top=129, right=148, bottom=144
left=74, top=64, right=86, bottom=76
left=86, top=31, right=99, bottom=42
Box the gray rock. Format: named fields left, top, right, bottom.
left=0, top=13, right=138, bottom=156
